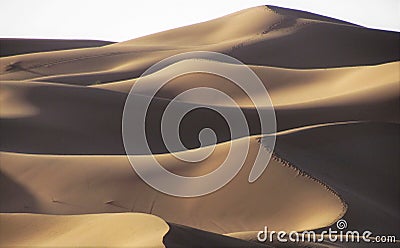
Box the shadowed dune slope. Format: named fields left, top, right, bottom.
left=265, top=5, right=361, bottom=26
left=0, top=38, right=114, bottom=57
left=226, top=231, right=390, bottom=247
left=163, top=223, right=270, bottom=248
left=0, top=213, right=271, bottom=247
left=0, top=6, right=398, bottom=87
left=93, top=61, right=400, bottom=109
left=271, top=122, right=400, bottom=236
left=1, top=60, right=398, bottom=154
left=0, top=4, right=399, bottom=247
left=0, top=136, right=346, bottom=234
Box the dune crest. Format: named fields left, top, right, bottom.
left=0, top=136, right=346, bottom=234
left=0, top=4, right=399, bottom=247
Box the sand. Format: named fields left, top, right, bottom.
left=0, top=4, right=399, bottom=247
left=0, top=136, right=346, bottom=233
left=0, top=213, right=168, bottom=247
left=0, top=38, right=114, bottom=57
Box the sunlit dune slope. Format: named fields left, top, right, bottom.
left=0, top=4, right=399, bottom=247
left=0, top=213, right=168, bottom=247
left=1, top=60, right=398, bottom=154
left=0, top=213, right=272, bottom=247
left=0, top=6, right=398, bottom=86
left=93, top=60, right=400, bottom=109
left=0, top=136, right=346, bottom=234
left=272, top=122, right=400, bottom=236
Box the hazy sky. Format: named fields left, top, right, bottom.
left=1, top=0, right=399, bottom=42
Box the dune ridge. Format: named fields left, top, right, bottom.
left=0, top=135, right=347, bottom=234
left=0, top=4, right=399, bottom=247
left=0, top=38, right=114, bottom=57
left=1, top=6, right=398, bottom=85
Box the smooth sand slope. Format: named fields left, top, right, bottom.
left=1, top=61, right=398, bottom=154
left=0, top=6, right=398, bottom=86
left=92, top=61, right=400, bottom=107
left=273, top=122, right=400, bottom=236
left=0, top=136, right=346, bottom=234
left=0, top=213, right=168, bottom=247
left=0, top=38, right=113, bottom=57
left=0, top=5, right=399, bottom=247
left=0, top=213, right=271, bottom=248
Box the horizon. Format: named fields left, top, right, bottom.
left=1, top=0, right=399, bottom=42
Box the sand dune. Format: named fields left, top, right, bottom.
left=0, top=136, right=345, bottom=234
left=0, top=6, right=398, bottom=85
left=226, top=231, right=388, bottom=247
left=0, top=213, right=168, bottom=247
left=0, top=213, right=271, bottom=247
left=1, top=60, right=398, bottom=154
left=0, top=38, right=114, bottom=57
left=164, top=222, right=269, bottom=247
left=93, top=60, right=400, bottom=109
left=0, top=4, right=399, bottom=247
left=272, top=122, right=400, bottom=236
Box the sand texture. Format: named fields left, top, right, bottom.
left=0, top=5, right=399, bottom=247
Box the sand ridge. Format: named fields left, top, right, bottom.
left=0, top=4, right=399, bottom=247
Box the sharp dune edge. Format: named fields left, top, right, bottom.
left=0, top=5, right=399, bottom=247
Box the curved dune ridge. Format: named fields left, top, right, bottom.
left=0, top=6, right=398, bottom=84
left=0, top=213, right=272, bottom=247
left=0, top=5, right=399, bottom=247
left=272, top=122, right=400, bottom=235
left=0, top=136, right=346, bottom=233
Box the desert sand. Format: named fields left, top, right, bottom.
left=0, top=38, right=113, bottom=57
left=0, top=5, right=399, bottom=247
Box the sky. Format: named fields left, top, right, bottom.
left=0, top=0, right=399, bottom=42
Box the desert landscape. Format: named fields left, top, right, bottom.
left=0, top=5, right=399, bottom=247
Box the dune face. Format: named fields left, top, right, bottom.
left=0, top=137, right=345, bottom=234
left=0, top=6, right=398, bottom=85
left=0, top=213, right=169, bottom=247
left=273, top=122, right=400, bottom=236
left=0, top=38, right=114, bottom=57
left=0, top=5, right=399, bottom=247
